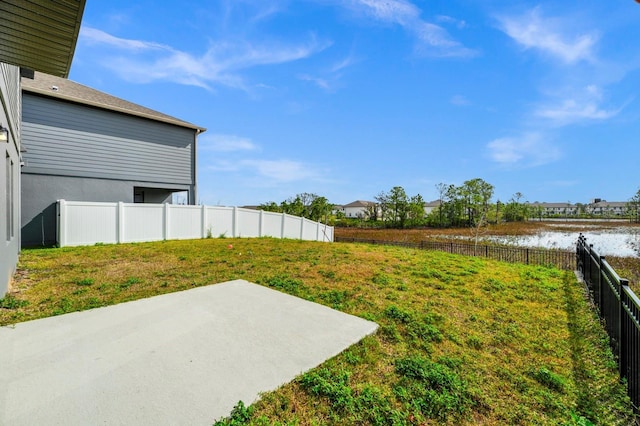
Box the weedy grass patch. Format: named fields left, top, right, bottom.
left=3, top=238, right=635, bottom=425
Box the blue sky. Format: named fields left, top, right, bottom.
left=70, top=0, right=640, bottom=206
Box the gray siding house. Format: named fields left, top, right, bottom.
left=0, top=0, right=86, bottom=297
left=21, top=73, right=205, bottom=246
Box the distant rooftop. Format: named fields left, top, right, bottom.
left=22, top=72, right=206, bottom=132
left=342, top=200, right=375, bottom=208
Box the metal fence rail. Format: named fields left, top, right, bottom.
left=334, top=237, right=575, bottom=269
left=577, top=234, right=639, bottom=413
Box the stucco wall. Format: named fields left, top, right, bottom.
left=21, top=174, right=189, bottom=247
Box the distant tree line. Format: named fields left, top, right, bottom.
left=257, top=182, right=640, bottom=229
left=258, top=193, right=333, bottom=223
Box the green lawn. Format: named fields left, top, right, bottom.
left=1, top=238, right=635, bottom=425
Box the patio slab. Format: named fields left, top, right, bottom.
left=0, top=279, right=378, bottom=425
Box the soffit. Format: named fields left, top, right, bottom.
left=0, top=0, right=86, bottom=77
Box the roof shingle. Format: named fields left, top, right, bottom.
left=21, top=72, right=206, bottom=132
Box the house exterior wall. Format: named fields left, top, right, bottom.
left=21, top=173, right=189, bottom=247
left=21, top=92, right=198, bottom=247
left=22, top=93, right=196, bottom=186
left=0, top=63, right=21, bottom=297
left=344, top=206, right=368, bottom=218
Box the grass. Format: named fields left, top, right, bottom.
left=336, top=223, right=640, bottom=294
left=2, top=238, right=635, bottom=425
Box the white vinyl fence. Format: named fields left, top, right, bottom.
left=57, top=200, right=334, bottom=247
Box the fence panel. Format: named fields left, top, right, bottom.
left=283, top=214, right=303, bottom=239
left=61, top=201, right=118, bottom=246
left=262, top=211, right=283, bottom=238
left=57, top=200, right=333, bottom=246
left=335, top=237, right=573, bottom=270
left=321, top=225, right=334, bottom=242
left=168, top=205, right=202, bottom=240
left=123, top=204, right=164, bottom=243
left=206, top=206, right=234, bottom=238
left=302, top=218, right=318, bottom=241
left=576, top=234, right=639, bottom=414
left=237, top=208, right=261, bottom=238
left=621, top=286, right=640, bottom=410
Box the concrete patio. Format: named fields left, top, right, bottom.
left=0, top=279, right=378, bottom=425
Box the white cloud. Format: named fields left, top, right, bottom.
left=201, top=134, right=259, bottom=152
left=496, top=8, right=598, bottom=64
left=80, top=27, right=330, bottom=90
left=487, top=133, right=561, bottom=167
left=342, top=0, right=477, bottom=57
left=450, top=94, right=470, bottom=106
left=298, top=74, right=331, bottom=90
left=240, top=159, right=319, bottom=182
left=534, top=84, right=623, bottom=126
left=351, top=0, right=419, bottom=25
left=298, top=54, right=358, bottom=91
left=436, top=15, right=467, bottom=29
left=536, top=100, right=619, bottom=123
left=205, top=157, right=322, bottom=183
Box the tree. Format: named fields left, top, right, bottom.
left=628, top=188, right=640, bottom=222
left=408, top=194, right=426, bottom=227
left=258, top=201, right=281, bottom=213
left=435, top=182, right=448, bottom=228
left=376, top=186, right=410, bottom=228
left=503, top=192, right=528, bottom=222
left=459, top=178, right=494, bottom=247
left=264, top=193, right=333, bottom=221
left=309, top=196, right=333, bottom=222
left=364, top=202, right=380, bottom=221
left=442, top=184, right=465, bottom=227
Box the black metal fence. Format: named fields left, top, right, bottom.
left=334, top=237, right=575, bottom=269
left=577, top=234, right=640, bottom=413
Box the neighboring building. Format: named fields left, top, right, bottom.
left=423, top=200, right=442, bottom=215
left=586, top=200, right=627, bottom=216
left=1, top=0, right=86, bottom=297
left=339, top=200, right=376, bottom=219
left=528, top=202, right=579, bottom=217
left=527, top=200, right=628, bottom=218
left=20, top=72, right=205, bottom=246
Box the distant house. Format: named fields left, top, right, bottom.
left=339, top=200, right=377, bottom=219
left=1, top=0, right=87, bottom=297
left=423, top=200, right=442, bottom=215
left=20, top=73, right=205, bottom=246
left=586, top=200, right=627, bottom=216
left=529, top=202, right=578, bottom=217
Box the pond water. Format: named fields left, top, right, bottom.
left=482, top=226, right=640, bottom=258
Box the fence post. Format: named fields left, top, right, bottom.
left=164, top=203, right=170, bottom=240
left=281, top=213, right=286, bottom=239
left=300, top=217, right=305, bottom=240
left=117, top=202, right=125, bottom=243
left=526, top=248, right=529, bottom=265
left=316, top=221, right=321, bottom=242
left=620, top=278, right=630, bottom=379
left=58, top=199, right=66, bottom=247
left=259, top=209, right=264, bottom=237
left=201, top=205, right=207, bottom=239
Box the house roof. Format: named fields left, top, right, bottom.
left=0, top=0, right=86, bottom=77
left=22, top=71, right=206, bottom=132
left=528, top=202, right=575, bottom=208
left=424, top=200, right=442, bottom=207
left=591, top=201, right=627, bottom=208
left=342, top=200, right=375, bottom=208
